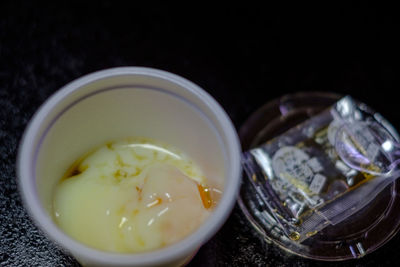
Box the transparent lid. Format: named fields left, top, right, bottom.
left=238, top=92, right=400, bottom=261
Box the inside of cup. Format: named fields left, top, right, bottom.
left=35, top=83, right=226, bottom=214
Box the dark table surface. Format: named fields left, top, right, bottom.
left=1, top=2, right=400, bottom=266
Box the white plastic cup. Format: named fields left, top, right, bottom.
left=17, top=67, right=242, bottom=267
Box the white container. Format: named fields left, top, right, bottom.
left=17, top=67, right=242, bottom=267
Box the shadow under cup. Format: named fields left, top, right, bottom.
left=18, top=68, right=241, bottom=267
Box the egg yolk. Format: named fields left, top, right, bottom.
left=53, top=138, right=220, bottom=253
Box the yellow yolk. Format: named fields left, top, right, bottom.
left=53, top=138, right=219, bottom=253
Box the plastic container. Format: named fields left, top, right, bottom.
left=238, top=92, right=400, bottom=260
left=17, top=67, right=242, bottom=267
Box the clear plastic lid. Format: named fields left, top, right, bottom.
left=238, top=92, right=400, bottom=261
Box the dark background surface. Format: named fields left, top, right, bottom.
left=1, top=1, right=400, bottom=266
